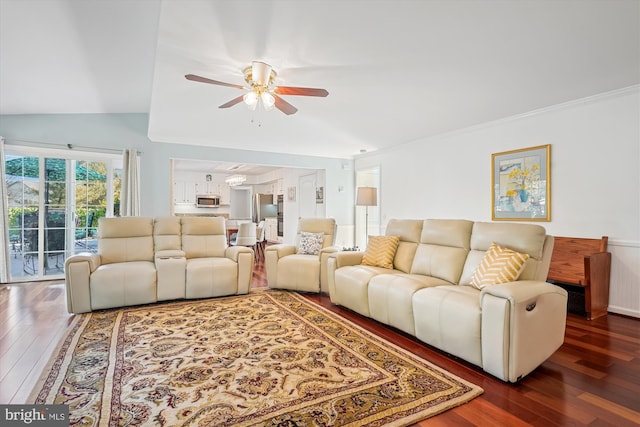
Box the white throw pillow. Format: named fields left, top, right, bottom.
left=298, top=232, right=324, bottom=255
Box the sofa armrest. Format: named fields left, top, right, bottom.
left=265, top=244, right=297, bottom=258
left=480, top=280, right=567, bottom=303
left=330, top=251, right=365, bottom=268
left=326, top=251, right=366, bottom=300
left=224, top=246, right=254, bottom=294
left=319, top=246, right=341, bottom=293
left=224, top=246, right=253, bottom=262
left=320, top=245, right=341, bottom=256
left=480, top=280, right=568, bottom=382
left=64, top=253, right=102, bottom=314
left=66, top=252, right=101, bottom=272
left=264, top=244, right=297, bottom=286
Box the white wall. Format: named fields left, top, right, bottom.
left=356, top=86, right=640, bottom=317
left=0, top=113, right=356, bottom=245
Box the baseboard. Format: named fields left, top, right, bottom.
left=607, top=305, right=640, bottom=319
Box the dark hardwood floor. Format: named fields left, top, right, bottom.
left=1, top=254, right=638, bottom=426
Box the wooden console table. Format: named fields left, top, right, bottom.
left=546, top=236, right=611, bottom=320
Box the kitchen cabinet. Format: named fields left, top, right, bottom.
left=268, top=179, right=284, bottom=197
left=219, top=183, right=231, bottom=204
left=265, top=218, right=280, bottom=243
left=197, top=182, right=231, bottom=204
left=197, top=181, right=216, bottom=195
left=173, top=180, right=197, bottom=204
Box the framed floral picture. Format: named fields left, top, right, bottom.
left=492, top=144, right=551, bottom=221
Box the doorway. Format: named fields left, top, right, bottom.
left=230, top=187, right=252, bottom=219
left=298, top=173, right=317, bottom=218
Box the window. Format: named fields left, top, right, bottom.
left=5, top=147, right=121, bottom=281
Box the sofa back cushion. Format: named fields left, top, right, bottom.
left=181, top=217, right=227, bottom=259
left=385, top=219, right=423, bottom=273
left=410, top=219, right=473, bottom=283
left=460, top=222, right=549, bottom=285
left=154, top=217, right=182, bottom=251
left=98, top=217, right=154, bottom=264
left=296, top=218, right=336, bottom=248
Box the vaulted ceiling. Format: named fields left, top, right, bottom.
left=1, top=0, right=638, bottom=159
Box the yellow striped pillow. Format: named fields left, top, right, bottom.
left=471, top=242, right=530, bottom=290
left=362, top=235, right=400, bottom=269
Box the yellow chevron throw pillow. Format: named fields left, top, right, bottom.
left=362, top=235, right=400, bottom=269
left=471, top=242, right=530, bottom=290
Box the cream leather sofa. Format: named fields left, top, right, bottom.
left=327, top=219, right=568, bottom=382
left=64, top=216, right=254, bottom=313
left=265, top=218, right=338, bottom=293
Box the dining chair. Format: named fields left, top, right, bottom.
left=256, top=221, right=266, bottom=260
left=231, top=222, right=258, bottom=261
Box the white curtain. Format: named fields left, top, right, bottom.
left=120, top=149, right=140, bottom=217
left=0, top=137, right=11, bottom=283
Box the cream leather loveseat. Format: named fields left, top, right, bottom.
left=64, top=216, right=254, bottom=313
left=327, top=219, right=568, bottom=383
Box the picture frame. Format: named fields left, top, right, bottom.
left=492, top=144, right=551, bottom=221
left=287, top=186, right=296, bottom=202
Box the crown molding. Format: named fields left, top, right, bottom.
left=357, top=84, right=640, bottom=160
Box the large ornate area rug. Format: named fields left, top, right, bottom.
left=31, top=291, right=483, bottom=426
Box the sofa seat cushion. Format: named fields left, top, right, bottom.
left=186, top=257, right=238, bottom=299
left=90, top=261, right=157, bottom=310
left=333, top=265, right=402, bottom=317
left=412, top=285, right=482, bottom=367
left=275, top=254, right=323, bottom=292
left=368, top=274, right=453, bottom=336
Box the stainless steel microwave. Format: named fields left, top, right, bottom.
left=196, top=195, right=220, bottom=208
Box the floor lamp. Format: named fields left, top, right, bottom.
left=356, top=186, right=377, bottom=246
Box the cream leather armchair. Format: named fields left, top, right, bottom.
left=180, top=217, right=254, bottom=298
left=265, top=218, right=338, bottom=293
left=65, top=217, right=157, bottom=313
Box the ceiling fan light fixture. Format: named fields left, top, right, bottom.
left=187, top=60, right=327, bottom=115
left=243, top=91, right=258, bottom=107
left=225, top=174, right=247, bottom=186
left=261, top=92, right=275, bottom=110
left=252, top=61, right=274, bottom=86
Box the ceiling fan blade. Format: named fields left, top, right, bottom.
left=185, top=74, right=245, bottom=90
left=273, top=95, right=298, bottom=115
left=219, top=95, right=245, bottom=109
left=274, top=86, right=329, bottom=97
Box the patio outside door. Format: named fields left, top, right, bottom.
left=5, top=152, right=118, bottom=282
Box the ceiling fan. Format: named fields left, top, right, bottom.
left=185, top=61, right=329, bottom=115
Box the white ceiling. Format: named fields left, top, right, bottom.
left=1, top=0, right=638, bottom=159
left=173, top=158, right=283, bottom=176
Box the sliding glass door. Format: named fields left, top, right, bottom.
left=5, top=148, right=121, bottom=282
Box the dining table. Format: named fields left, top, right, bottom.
left=226, top=226, right=238, bottom=244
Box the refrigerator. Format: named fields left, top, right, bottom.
left=254, top=193, right=277, bottom=222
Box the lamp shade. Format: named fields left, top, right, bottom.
left=356, top=187, right=377, bottom=206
